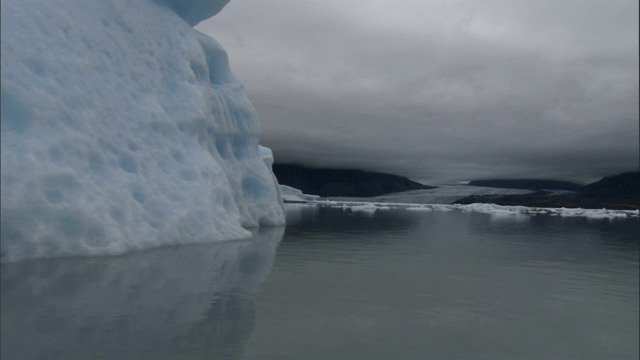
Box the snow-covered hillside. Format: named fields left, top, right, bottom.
left=1, top=0, right=285, bottom=262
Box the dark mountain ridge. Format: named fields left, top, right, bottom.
left=467, top=179, right=582, bottom=191
left=456, top=172, right=640, bottom=210
left=580, top=172, right=640, bottom=199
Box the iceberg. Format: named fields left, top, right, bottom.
left=1, top=0, right=285, bottom=262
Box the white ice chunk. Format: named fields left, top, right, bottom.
left=279, top=185, right=321, bottom=203
left=406, top=206, right=433, bottom=211
left=350, top=203, right=378, bottom=214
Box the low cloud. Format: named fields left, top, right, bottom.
left=199, top=0, right=639, bottom=183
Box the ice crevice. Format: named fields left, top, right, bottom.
left=1, top=0, right=285, bottom=262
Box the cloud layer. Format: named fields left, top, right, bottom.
left=198, top=0, right=639, bottom=184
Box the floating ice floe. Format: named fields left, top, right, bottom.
left=349, top=203, right=378, bottom=213
left=285, top=200, right=639, bottom=220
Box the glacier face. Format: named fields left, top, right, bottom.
left=0, top=0, right=285, bottom=262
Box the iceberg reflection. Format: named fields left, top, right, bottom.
left=0, top=226, right=284, bottom=360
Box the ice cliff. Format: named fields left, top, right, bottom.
left=0, top=0, right=285, bottom=262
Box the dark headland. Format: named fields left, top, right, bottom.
left=272, top=164, right=433, bottom=197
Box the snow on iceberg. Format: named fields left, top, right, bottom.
left=1, top=0, right=285, bottom=262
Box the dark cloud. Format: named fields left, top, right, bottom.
left=198, top=0, right=639, bottom=184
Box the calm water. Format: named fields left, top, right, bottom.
left=1, top=206, right=638, bottom=359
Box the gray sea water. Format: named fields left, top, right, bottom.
left=1, top=205, right=638, bottom=360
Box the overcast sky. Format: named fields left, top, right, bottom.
left=197, top=0, right=639, bottom=184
